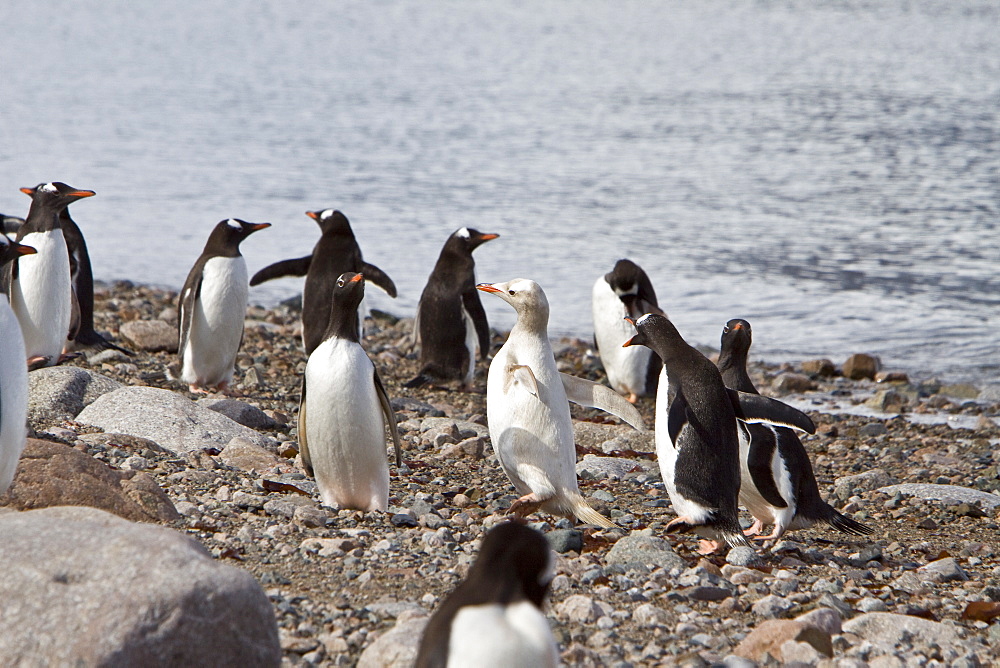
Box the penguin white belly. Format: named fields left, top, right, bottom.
left=739, top=425, right=797, bottom=531
left=0, top=297, right=29, bottom=493
left=737, top=424, right=776, bottom=525
left=447, top=601, right=559, bottom=668
left=10, top=230, right=72, bottom=362
left=486, top=342, right=576, bottom=516
left=592, top=278, right=651, bottom=397
left=181, top=256, right=248, bottom=387
left=305, top=337, right=389, bottom=511
left=461, top=305, right=477, bottom=388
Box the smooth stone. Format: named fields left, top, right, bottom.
left=771, top=372, right=816, bottom=394
left=576, top=454, right=643, bottom=481
left=220, top=436, right=285, bottom=473
left=76, top=386, right=276, bottom=455
left=557, top=594, right=600, bottom=623
left=734, top=620, right=833, bottom=661
left=751, top=595, right=795, bottom=619
left=546, top=528, right=584, bottom=554
left=604, top=529, right=688, bottom=571
left=27, top=367, right=123, bottom=429
left=356, top=610, right=429, bottom=668
left=0, top=506, right=279, bottom=666
left=877, top=483, right=1000, bottom=510
left=843, top=353, right=879, bottom=380
left=841, top=612, right=964, bottom=652
left=918, top=556, right=969, bottom=583
left=795, top=607, right=842, bottom=635
left=198, top=398, right=276, bottom=430
left=834, top=469, right=895, bottom=501
left=119, top=319, right=178, bottom=353
left=726, top=545, right=763, bottom=567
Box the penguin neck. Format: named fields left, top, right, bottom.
left=323, top=307, right=361, bottom=344
left=23, top=201, right=64, bottom=234
left=510, top=307, right=549, bottom=342
left=718, top=349, right=757, bottom=394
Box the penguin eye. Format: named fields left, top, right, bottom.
left=723, top=326, right=730, bottom=333
left=508, top=289, right=515, bottom=296
left=337, top=277, right=346, bottom=287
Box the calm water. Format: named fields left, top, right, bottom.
left=2, top=1, right=997, bottom=384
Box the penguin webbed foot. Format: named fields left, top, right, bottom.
left=743, top=518, right=765, bottom=537
left=508, top=493, right=544, bottom=518
left=664, top=515, right=699, bottom=534
left=27, top=355, right=53, bottom=371
left=697, top=539, right=725, bottom=555
left=56, top=352, right=82, bottom=365
left=626, top=392, right=639, bottom=404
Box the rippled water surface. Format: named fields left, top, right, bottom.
left=2, top=1, right=997, bottom=383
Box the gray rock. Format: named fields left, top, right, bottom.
left=859, top=422, right=889, bottom=437
left=27, top=367, right=123, bottom=429
left=683, top=586, right=731, bottom=602
left=119, top=319, right=178, bottom=352
left=726, top=545, right=763, bottom=567
left=356, top=610, right=429, bottom=668
left=918, top=557, right=969, bottom=583
left=576, top=454, right=643, bottom=481
left=198, top=398, right=276, bottom=430
left=752, top=594, right=795, bottom=618
left=978, top=384, right=1000, bottom=403
left=877, top=483, right=1000, bottom=510
left=842, top=612, right=964, bottom=652
left=420, top=417, right=488, bottom=439
left=843, top=353, right=879, bottom=380
left=220, top=436, right=284, bottom=473
left=771, top=372, right=816, bottom=394
left=557, top=595, right=600, bottom=623
left=795, top=607, right=842, bottom=635
left=547, top=529, right=584, bottom=553
left=389, top=398, right=444, bottom=417
left=572, top=421, right=653, bottom=453
left=76, top=386, right=276, bottom=454
left=857, top=597, right=888, bottom=612
left=604, top=529, right=688, bottom=571
left=834, top=469, right=894, bottom=501
left=0, top=506, right=279, bottom=666
left=632, top=603, right=667, bottom=627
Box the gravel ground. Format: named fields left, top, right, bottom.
left=42, top=281, right=1000, bottom=666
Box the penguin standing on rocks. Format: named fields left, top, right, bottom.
left=592, top=259, right=662, bottom=402
left=0, top=235, right=36, bottom=493
left=415, top=521, right=558, bottom=668
left=6, top=182, right=95, bottom=369
left=250, top=209, right=396, bottom=354
left=624, top=313, right=816, bottom=554
left=477, top=279, right=645, bottom=527
left=16, top=185, right=132, bottom=356
left=176, top=218, right=270, bottom=393
left=298, top=272, right=402, bottom=511
left=406, top=227, right=499, bottom=390
left=718, top=318, right=874, bottom=543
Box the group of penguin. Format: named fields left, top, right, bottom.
left=0, top=182, right=876, bottom=666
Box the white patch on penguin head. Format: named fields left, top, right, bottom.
left=320, top=209, right=335, bottom=220
left=636, top=313, right=655, bottom=326
left=226, top=219, right=242, bottom=230
left=455, top=227, right=471, bottom=239
left=40, top=183, right=58, bottom=193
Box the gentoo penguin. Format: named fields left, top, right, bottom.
left=717, top=318, right=874, bottom=543
left=298, top=272, right=402, bottom=511
left=17, top=185, right=132, bottom=355
left=0, top=235, right=36, bottom=493
left=6, top=182, right=95, bottom=369
left=477, top=279, right=645, bottom=527
left=624, top=313, right=816, bottom=554
left=1, top=213, right=24, bottom=236
left=177, top=218, right=270, bottom=393
left=592, top=259, right=662, bottom=402
left=249, top=209, right=396, bottom=354
left=415, top=521, right=558, bottom=668
left=405, top=227, right=499, bottom=390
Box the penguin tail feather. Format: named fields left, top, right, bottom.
left=722, top=530, right=752, bottom=549
left=825, top=508, right=876, bottom=536
left=570, top=497, right=617, bottom=529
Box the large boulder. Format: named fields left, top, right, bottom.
left=119, top=319, right=178, bottom=353
left=76, top=386, right=277, bottom=455
left=27, top=366, right=123, bottom=430
left=356, top=610, right=429, bottom=668
left=841, top=612, right=964, bottom=652
left=0, top=506, right=280, bottom=666
left=0, top=439, right=178, bottom=523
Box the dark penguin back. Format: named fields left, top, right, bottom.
left=302, top=211, right=364, bottom=354
left=605, top=258, right=663, bottom=394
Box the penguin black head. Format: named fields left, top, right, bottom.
left=451, top=227, right=499, bottom=252
left=622, top=312, right=681, bottom=355
left=305, top=209, right=353, bottom=236
left=204, top=218, right=271, bottom=257
left=333, top=271, right=366, bottom=309
left=0, top=234, right=36, bottom=266
left=720, top=319, right=752, bottom=357
left=20, top=183, right=95, bottom=220
left=466, top=521, right=552, bottom=607
left=605, top=258, right=643, bottom=295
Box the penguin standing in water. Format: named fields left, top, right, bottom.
left=718, top=318, right=874, bottom=544
left=406, top=227, right=499, bottom=390
left=298, top=272, right=402, bottom=511
left=250, top=209, right=396, bottom=354
left=16, top=185, right=132, bottom=355
left=477, top=279, right=645, bottom=527
left=0, top=235, right=36, bottom=493
left=624, top=313, right=816, bottom=554
left=592, top=259, right=662, bottom=402
left=177, top=219, right=270, bottom=393
left=6, top=182, right=95, bottom=369
left=415, top=521, right=559, bottom=668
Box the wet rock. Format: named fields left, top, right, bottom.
left=198, top=398, right=276, bottom=430
left=0, top=506, right=279, bottom=666
left=76, top=386, right=276, bottom=454
left=875, top=371, right=909, bottom=383
left=27, top=366, right=123, bottom=429
left=119, top=319, right=178, bottom=352
left=734, top=620, right=833, bottom=661
left=604, top=529, right=688, bottom=571
left=0, top=439, right=178, bottom=523
left=841, top=612, right=964, bottom=652
left=877, top=483, right=1000, bottom=510
left=866, top=389, right=908, bottom=412
left=771, top=372, right=816, bottom=394
left=843, top=354, right=879, bottom=380
left=801, top=359, right=837, bottom=377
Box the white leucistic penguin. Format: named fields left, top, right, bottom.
left=717, top=318, right=874, bottom=544
left=250, top=209, right=396, bottom=354
left=415, top=521, right=558, bottom=668
left=0, top=235, right=36, bottom=493
left=592, top=259, right=662, bottom=402
left=624, top=313, right=816, bottom=554
left=477, top=279, right=646, bottom=527
left=177, top=218, right=270, bottom=393
left=405, top=227, right=499, bottom=391
left=298, top=272, right=403, bottom=511
left=7, top=182, right=95, bottom=369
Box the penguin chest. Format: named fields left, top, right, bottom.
left=10, top=230, right=72, bottom=360
left=0, top=298, right=29, bottom=493
left=592, top=278, right=651, bottom=396
left=182, top=257, right=248, bottom=385
left=739, top=424, right=796, bottom=526
left=304, top=338, right=389, bottom=511
left=447, top=601, right=558, bottom=668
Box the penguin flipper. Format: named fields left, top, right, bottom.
left=462, top=288, right=491, bottom=360
left=177, top=265, right=204, bottom=360
left=506, top=364, right=538, bottom=397
left=249, top=256, right=311, bottom=286
left=728, top=389, right=816, bottom=434
left=298, top=379, right=313, bottom=477
left=559, top=373, right=646, bottom=432
left=360, top=262, right=397, bottom=298
left=373, top=364, right=403, bottom=466
left=1, top=214, right=25, bottom=236
left=67, top=288, right=82, bottom=343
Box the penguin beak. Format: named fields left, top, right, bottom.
left=68, top=190, right=96, bottom=199
left=19, top=187, right=33, bottom=195
left=248, top=222, right=271, bottom=232
left=732, top=322, right=743, bottom=331
left=623, top=332, right=646, bottom=348
left=479, top=233, right=500, bottom=241
left=350, top=273, right=364, bottom=283
left=624, top=316, right=636, bottom=326
left=305, top=211, right=319, bottom=220
left=16, top=244, right=37, bottom=256
left=476, top=283, right=501, bottom=293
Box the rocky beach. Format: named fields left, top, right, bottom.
left=2, top=280, right=999, bottom=667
